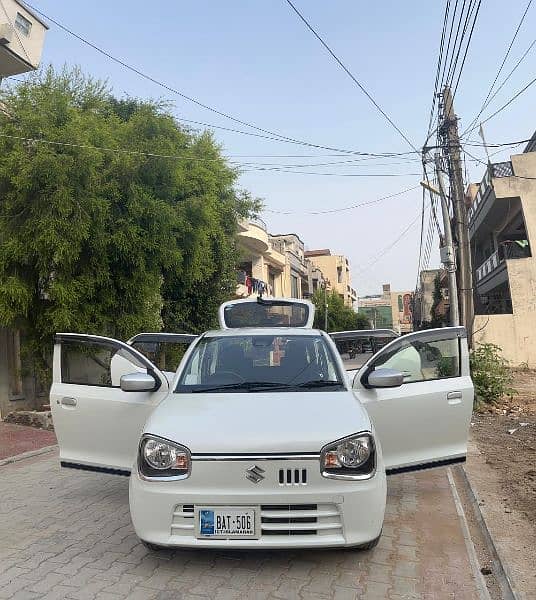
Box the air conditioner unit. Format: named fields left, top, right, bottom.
left=0, top=23, right=13, bottom=45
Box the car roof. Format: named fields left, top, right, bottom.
left=202, top=327, right=326, bottom=338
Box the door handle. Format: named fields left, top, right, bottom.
left=60, top=397, right=77, bottom=407
left=447, top=391, right=462, bottom=405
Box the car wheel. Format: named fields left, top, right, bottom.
left=356, top=532, right=381, bottom=551
left=140, top=540, right=166, bottom=552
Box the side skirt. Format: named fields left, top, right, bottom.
left=386, top=456, right=466, bottom=476
left=60, top=461, right=130, bottom=477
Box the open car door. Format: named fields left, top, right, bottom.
left=50, top=334, right=170, bottom=475
left=353, top=327, right=473, bottom=474
left=127, top=333, right=197, bottom=384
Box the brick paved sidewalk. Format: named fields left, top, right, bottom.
left=0, top=452, right=482, bottom=599
left=0, top=422, right=57, bottom=460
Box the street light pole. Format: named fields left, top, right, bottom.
left=324, top=283, right=328, bottom=331
left=420, top=157, right=460, bottom=327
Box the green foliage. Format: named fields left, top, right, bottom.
left=430, top=273, right=448, bottom=327
left=311, top=289, right=368, bottom=332
left=470, top=343, right=515, bottom=407
left=0, top=66, right=257, bottom=372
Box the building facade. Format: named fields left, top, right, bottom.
left=358, top=284, right=414, bottom=333
left=0, top=0, right=48, bottom=77
left=414, top=269, right=450, bottom=327
left=467, top=141, right=536, bottom=366
left=304, top=249, right=357, bottom=307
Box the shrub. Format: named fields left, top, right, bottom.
left=470, top=343, right=515, bottom=407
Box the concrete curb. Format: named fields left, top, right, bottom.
left=459, top=465, right=522, bottom=600
left=446, top=468, right=491, bottom=600
left=0, top=444, right=57, bottom=467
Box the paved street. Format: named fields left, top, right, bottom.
left=0, top=451, right=481, bottom=600
left=0, top=424, right=56, bottom=461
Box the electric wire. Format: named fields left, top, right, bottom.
left=262, top=185, right=420, bottom=215
left=426, top=0, right=452, bottom=139
left=22, top=1, right=383, bottom=157
left=0, top=132, right=419, bottom=175
left=451, top=1, right=482, bottom=98
left=462, top=0, right=533, bottom=135
left=283, top=0, right=418, bottom=153
left=464, top=73, right=536, bottom=134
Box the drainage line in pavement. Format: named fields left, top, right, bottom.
left=456, top=466, right=519, bottom=600
left=447, top=468, right=493, bottom=600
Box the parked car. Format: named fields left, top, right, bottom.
left=50, top=298, right=473, bottom=550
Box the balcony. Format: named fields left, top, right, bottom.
left=468, top=161, right=514, bottom=228
left=237, top=219, right=269, bottom=253
left=475, top=241, right=531, bottom=293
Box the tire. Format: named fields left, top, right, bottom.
left=140, top=540, right=166, bottom=552
left=356, top=532, right=381, bottom=551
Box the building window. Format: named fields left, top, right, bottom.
left=337, top=266, right=342, bottom=283
left=291, top=275, right=299, bottom=298
left=15, top=12, right=32, bottom=37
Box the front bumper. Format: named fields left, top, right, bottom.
left=129, top=458, right=386, bottom=548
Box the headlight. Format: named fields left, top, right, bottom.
left=138, top=435, right=191, bottom=479
left=320, top=433, right=376, bottom=480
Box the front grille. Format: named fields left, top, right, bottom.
left=260, top=503, right=341, bottom=537
left=170, top=503, right=342, bottom=539
left=171, top=504, right=194, bottom=536
left=278, top=468, right=307, bottom=485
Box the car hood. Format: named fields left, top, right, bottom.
left=143, top=391, right=371, bottom=454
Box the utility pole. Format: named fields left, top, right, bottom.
left=438, top=86, right=473, bottom=341
left=421, top=158, right=460, bottom=327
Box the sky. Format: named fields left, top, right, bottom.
left=18, top=0, right=536, bottom=295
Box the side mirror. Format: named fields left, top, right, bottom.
left=367, top=368, right=404, bottom=388
left=120, top=372, right=157, bottom=392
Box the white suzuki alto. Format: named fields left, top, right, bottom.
left=51, top=298, right=473, bottom=550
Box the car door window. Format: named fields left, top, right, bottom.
left=367, top=338, right=460, bottom=383
left=61, top=340, right=147, bottom=387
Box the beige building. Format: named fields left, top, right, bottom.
left=414, top=269, right=450, bottom=327
left=235, top=222, right=331, bottom=300
left=304, top=249, right=357, bottom=307
left=358, top=284, right=414, bottom=333
left=0, top=0, right=48, bottom=77
left=468, top=139, right=536, bottom=366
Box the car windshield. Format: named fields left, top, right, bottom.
left=175, top=334, right=344, bottom=393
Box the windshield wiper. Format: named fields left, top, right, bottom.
left=189, top=381, right=294, bottom=393
left=294, top=380, right=344, bottom=389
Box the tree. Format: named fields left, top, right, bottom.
left=430, top=273, right=448, bottom=327
left=311, top=289, right=368, bottom=332
left=0, top=66, right=257, bottom=376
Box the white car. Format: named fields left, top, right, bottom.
left=50, top=298, right=473, bottom=549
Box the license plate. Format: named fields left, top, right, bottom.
left=196, top=506, right=257, bottom=538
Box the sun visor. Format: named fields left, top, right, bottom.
left=218, top=298, right=315, bottom=329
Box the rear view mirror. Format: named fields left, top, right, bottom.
left=367, top=368, right=404, bottom=388
left=120, top=372, right=157, bottom=392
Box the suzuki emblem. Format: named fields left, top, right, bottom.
left=245, top=465, right=265, bottom=484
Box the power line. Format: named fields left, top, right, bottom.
left=23, top=2, right=380, bottom=157
left=426, top=0, right=452, bottom=139
left=355, top=209, right=426, bottom=277
left=241, top=167, right=420, bottom=177
left=263, top=185, right=420, bottom=215
left=466, top=73, right=536, bottom=132
left=283, top=0, right=418, bottom=153
left=463, top=0, right=533, bottom=135
left=0, top=131, right=420, bottom=176
left=451, top=0, right=482, bottom=97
